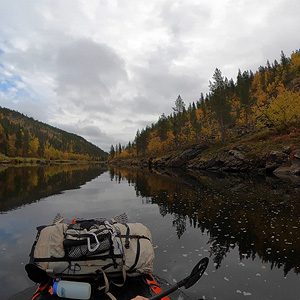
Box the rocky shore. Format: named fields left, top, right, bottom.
left=110, top=145, right=300, bottom=177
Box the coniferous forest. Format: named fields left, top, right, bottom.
left=0, top=107, right=107, bottom=161
left=110, top=50, right=300, bottom=159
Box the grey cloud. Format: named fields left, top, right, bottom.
left=55, top=39, right=128, bottom=109
left=133, top=64, right=203, bottom=114
left=129, top=42, right=204, bottom=116
left=2, top=46, right=56, bottom=74
left=130, top=95, right=163, bottom=115
left=160, top=1, right=212, bottom=37
left=56, top=39, right=127, bottom=90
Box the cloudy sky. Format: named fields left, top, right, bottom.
left=0, top=0, right=299, bottom=151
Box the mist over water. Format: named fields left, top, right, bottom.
left=1, top=164, right=299, bottom=300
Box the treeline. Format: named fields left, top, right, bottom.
left=110, top=50, right=300, bottom=159
left=0, top=107, right=107, bottom=160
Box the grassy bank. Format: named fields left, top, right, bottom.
left=0, top=154, right=106, bottom=165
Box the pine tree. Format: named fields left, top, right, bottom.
left=157, top=114, right=169, bottom=141
left=237, top=70, right=253, bottom=127
left=172, top=95, right=187, bottom=147
left=109, top=145, right=115, bottom=159
left=209, top=68, right=231, bottom=143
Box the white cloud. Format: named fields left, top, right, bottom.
left=0, top=0, right=299, bottom=151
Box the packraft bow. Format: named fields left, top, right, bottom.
left=28, top=274, right=171, bottom=300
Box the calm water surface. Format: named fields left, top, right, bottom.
left=0, top=164, right=300, bottom=300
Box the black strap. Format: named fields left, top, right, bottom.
left=34, top=253, right=123, bottom=262
left=119, top=234, right=150, bottom=241
left=127, top=236, right=141, bottom=273
left=123, top=223, right=130, bottom=249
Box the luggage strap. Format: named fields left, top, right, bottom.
left=98, top=265, right=127, bottom=300
left=117, top=234, right=151, bottom=273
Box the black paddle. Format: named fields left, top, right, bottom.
left=149, top=257, right=209, bottom=300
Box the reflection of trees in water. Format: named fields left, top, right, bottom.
left=109, top=166, right=300, bottom=276
left=172, top=214, right=187, bottom=238
left=0, top=164, right=107, bottom=212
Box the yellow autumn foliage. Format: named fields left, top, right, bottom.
left=255, top=84, right=300, bottom=130
left=291, top=51, right=300, bottom=75
left=29, top=137, right=39, bottom=156
left=147, top=132, right=163, bottom=155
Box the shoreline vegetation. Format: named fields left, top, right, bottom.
left=109, top=50, right=300, bottom=177
left=0, top=153, right=106, bottom=166
left=109, top=127, right=300, bottom=177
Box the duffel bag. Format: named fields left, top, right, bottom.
left=25, top=218, right=154, bottom=283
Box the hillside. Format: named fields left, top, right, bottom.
left=0, top=107, right=107, bottom=161
left=110, top=50, right=300, bottom=175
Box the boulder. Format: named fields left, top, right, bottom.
left=265, top=151, right=289, bottom=173
left=0, top=160, right=10, bottom=164
left=191, top=149, right=252, bottom=172
left=273, top=149, right=300, bottom=176
left=291, top=150, right=300, bottom=175
left=164, top=145, right=208, bottom=168
left=294, top=150, right=300, bottom=159
left=234, top=145, right=250, bottom=152
left=282, top=146, right=292, bottom=154
left=228, top=150, right=245, bottom=160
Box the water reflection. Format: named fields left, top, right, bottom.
left=109, top=166, right=300, bottom=276
left=0, top=164, right=107, bottom=212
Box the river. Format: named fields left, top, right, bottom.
left=0, top=164, right=300, bottom=300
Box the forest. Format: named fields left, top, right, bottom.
left=110, top=50, right=300, bottom=160
left=0, top=107, right=107, bottom=161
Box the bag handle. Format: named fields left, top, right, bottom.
left=87, top=232, right=100, bottom=252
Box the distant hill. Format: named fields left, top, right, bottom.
left=0, top=107, right=107, bottom=160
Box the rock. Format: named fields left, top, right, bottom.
left=0, top=160, right=10, bottom=164
left=293, top=169, right=300, bottom=175
left=234, top=145, right=250, bottom=152
left=265, top=151, right=289, bottom=173
left=273, top=150, right=300, bottom=176
left=191, top=149, right=252, bottom=173
left=282, top=146, right=292, bottom=154
left=273, top=166, right=292, bottom=175
left=294, top=150, right=300, bottom=159
left=165, top=145, right=208, bottom=168
left=291, top=153, right=300, bottom=175
left=229, top=150, right=245, bottom=160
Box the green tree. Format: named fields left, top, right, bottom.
left=135, top=127, right=150, bottom=156
left=189, top=102, right=201, bottom=140
left=157, top=114, right=169, bottom=141
left=172, top=95, right=187, bottom=147
left=209, top=68, right=231, bottom=143
left=109, top=145, right=115, bottom=159
left=237, top=70, right=253, bottom=127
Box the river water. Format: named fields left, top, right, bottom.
left=0, top=164, right=300, bottom=300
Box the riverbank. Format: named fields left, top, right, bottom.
left=110, top=128, right=300, bottom=177
left=0, top=154, right=106, bottom=166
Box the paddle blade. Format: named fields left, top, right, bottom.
left=184, top=257, right=209, bottom=289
